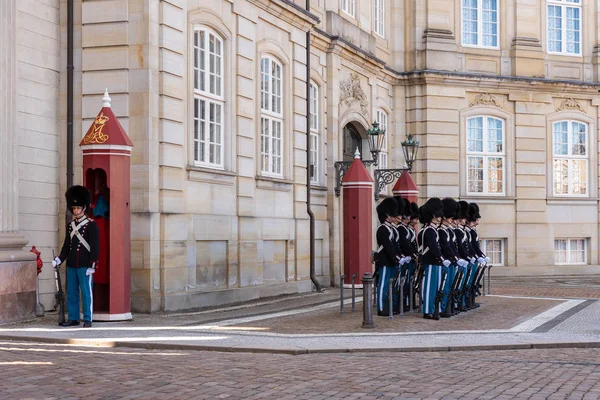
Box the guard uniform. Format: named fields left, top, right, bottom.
left=375, top=197, right=400, bottom=316
left=56, top=186, right=100, bottom=327
left=454, top=201, right=472, bottom=311
left=438, top=198, right=460, bottom=317
left=394, top=197, right=412, bottom=311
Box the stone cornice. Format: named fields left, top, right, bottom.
left=248, top=0, right=319, bottom=30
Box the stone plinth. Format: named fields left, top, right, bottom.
left=0, top=259, right=36, bottom=324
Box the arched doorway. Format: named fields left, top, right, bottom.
left=342, top=123, right=363, bottom=162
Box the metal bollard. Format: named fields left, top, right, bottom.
left=351, top=274, right=356, bottom=312
left=388, top=278, right=394, bottom=320
left=487, top=265, right=492, bottom=295
left=399, top=276, right=405, bottom=318
left=340, top=274, right=346, bottom=315
left=361, top=273, right=374, bottom=328
left=408, top=275, right=414, bottom=313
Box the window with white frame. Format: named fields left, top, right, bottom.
left=553, top=121, right=587, bottom=196
left=341, top=0, right=355, bottom=17
left=261, top=56, right=283, bottom=177
left=376, top=109, right=388, bottom=170
left=547, top=0, right=581, bottom=55
left=466, top=116, right=505, bottom=195
left=554, top=238, right=587, bottom=264
left=482, top=239, right=504, bottom=266
left=193, top=28, right=224, bottom=168
left=374, top=0, right=385, bottom=37
left=462, top=0, right=499, bottom=48
left=309, top=82, right=319, bottom=184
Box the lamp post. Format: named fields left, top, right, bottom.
left=372, top=133, right=420, bottom=200
left=334, top=122, right=386, bottom=197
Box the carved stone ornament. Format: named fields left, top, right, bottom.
left=339, top=72, right=369, bottom=115
left=469, top=93, right=502, bottom=108
left=556, top=98, right=586, bottom=113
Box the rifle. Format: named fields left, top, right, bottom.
left=450, top=267, right=463, bottom=313
left=53, top=250, right=66, bottom=325
left=472, top=263, right=489, bottom=296
left=432, top=269, right=447, bottom=320
left=412, top=262, right=424, bottom=308
left=460, top=266, right=473, bottom=308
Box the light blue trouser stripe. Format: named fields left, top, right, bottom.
left=422, top=264, right=441, bottom=315
left=441, top=265, right=455, bottom=313
left=468, top=261, right=478, bottom=286
left=459, top=265, right=469, bottom=307
left=67, top=267, right=94, bottom=322
left=376, top=265, right=399, bottom=314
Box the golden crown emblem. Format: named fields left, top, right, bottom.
left=82, top=112, right=110, bottom=145
left=94, top=112, right=110, bottom=125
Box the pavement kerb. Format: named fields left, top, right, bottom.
left=3, top=333, right=600, bottom=355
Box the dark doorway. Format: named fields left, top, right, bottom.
left=342, top=123, right=362, bottom=162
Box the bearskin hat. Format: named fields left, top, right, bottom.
left=376, top=197, right=399, bottom=223
left=419, top=197, right=444, bottom=223
left=410, top=202, right=419, bottom=220
left=442, top=197, right=458, bottom=219
left=393, top=196, right=405, bottom=218
left=402, top=198, right=411, bottom=218
left=66, top=185, right=91, bottom=210
left=468, top=202, right=482, bottom=222
left=456, top=200, right=470, bottom=220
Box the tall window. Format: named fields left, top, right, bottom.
left=341, top=0, right=355, bottom=17
left=462, top=0, right=499, bottom=48
left=309, top=82, right=319, bottom=184
left=553, top=121, right=587, bottom=196
left=374, top=0, right=385, bottom=37
left=547, top=0, right=581, bottom=55
left=554, top=238, right=587, bottom=264
left=376, top=110, right=388, bottom=170
left=193, top=28, right=224, bottom=168
left=261, top=56, right=283, bottom=177
left=467, top=116, right=505, bottom=195
left=482, top=239, right=504, bottom=266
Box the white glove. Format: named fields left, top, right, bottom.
left=442, top=259, right=451, bottom=267
left=485, top=257, right=490, bottom=263
left=86, top=268, right=95, bottom=276
left=402, top=256, right=412, bottom=264
left=470, top=257, right=476, bottom=264
left=52, top=257, right=61, bottom=268
left=477, top=257, right=485, bottom=264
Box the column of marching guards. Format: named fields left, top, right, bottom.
left=374, top=196, right=490, bottom=319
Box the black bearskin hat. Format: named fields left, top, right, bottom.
left=376, top=197, right=399, bottom=223
left=66, top=185, right=91, bottom=211
left=410, top=202, right=419, bottom=219
left=456, top=200, right=470, bottom=220
left=468, top=202, right=482, bottom=222
left=393, top=196, right=405, bottom=218
left=402, top=198, right=411, bottom=218
left=420, top=197, right=444, bottom=223
left=442, top=197, right=458, bottom=219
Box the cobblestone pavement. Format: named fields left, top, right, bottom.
left=2, top=341, right=600, bottom=399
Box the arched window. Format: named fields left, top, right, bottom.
left=193, top=28, right=224, bottom=168
left=552, top=120, right=588, bottom=196
left=260, top=56, right=283, bottom=177
left=309, top=82, right=319, bottom=184
left=466, top=116, right=505, bottom=195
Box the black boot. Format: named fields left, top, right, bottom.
left=61, top=320, right=79, bottom=327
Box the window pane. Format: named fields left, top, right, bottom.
left=571, top=159, right=587, bottom=195
left=468, top=156, right=484, bottom=193
left=462, top=0, right=478, bottom=45
left=571, top=122, right=586, bottom=156
left=487, top=157, right=503, bottom=193
left=554, top=239, right=567, bottom=264
left=487, top=117, right=503, bottom=153
left=261, top=58, right=270, bottom=111
left=569, top=239, right=586, bottom=264
left=261, top=117, right=269, bottom=172
left=553, top=159, right=569, bottom=195
left=566, top=6, right=580, bottom=54
left=467, top=117, right=483, bottom=152
left=553, top=121, right=568, bottom=155
left=272, top=62, right=282, bottom=115
left=310, top=133, right=318, bottom=183
left=482, top=0, right=498, bottom=47
left=310, top=83, right=318, bottom=131
left=548, top=5, right=562, bottom=53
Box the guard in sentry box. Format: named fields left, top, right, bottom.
left=374, top=197, right=401, bottom=317
left=52, top=185, right=100, bottom=328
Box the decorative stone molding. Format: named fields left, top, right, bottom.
left=556, top=98, right=586, bottom=113
left=339, top=72, right=369, bottom=115
left=470, top=93, right=502, bottom=108
left=423, top=28, right=455, bottom=40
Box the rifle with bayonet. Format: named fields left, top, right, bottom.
left=53, top=250, right=66, bottom=325
left=450, top=267, right=463, bottom=314
left=432, top=269, right=447, bottom=320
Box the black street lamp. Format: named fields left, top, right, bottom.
left=372, top=132, right=420, bottom=200
left=401, top=133, right=420, bottom=172
left=334, top=121, right=385, bottom=197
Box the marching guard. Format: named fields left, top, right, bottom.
left=375, top=197, right=401, bottom=316
left=52, top=185, right=100, bottom=327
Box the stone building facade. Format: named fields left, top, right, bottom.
left=3, top=0, right=600, bottom=313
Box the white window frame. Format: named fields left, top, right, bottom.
left=554, top=238, right=587, bottom=265
left=193, top=27, right=225, bottom=169
left=309, top=82, right=319, bottom=184
left=374, top=0, right=385, bottom=38
left=546, top=0, right=582, bottom=56
left=461, top=0, right=500, bottom=49
left=552, top=120, right=588, bottom=197
left=341, top=0, right=355, bottom=18
left=481, top=239, right=504, bottom=266
left=376, top=109, right=388, bottom=170
left=261, top=56, right=284, bottom=177
left=466, top=116, right=506, bottom=195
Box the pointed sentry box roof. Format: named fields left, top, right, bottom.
left=80, top=89, right=134, bottom=147
left=392, top=171, right=418, bottom=194
left=342, top=148, right=373, bottom=184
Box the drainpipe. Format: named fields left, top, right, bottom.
left=306, top=1, right=322, bottom=292
left=67, top=0, right=74, bottom=190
